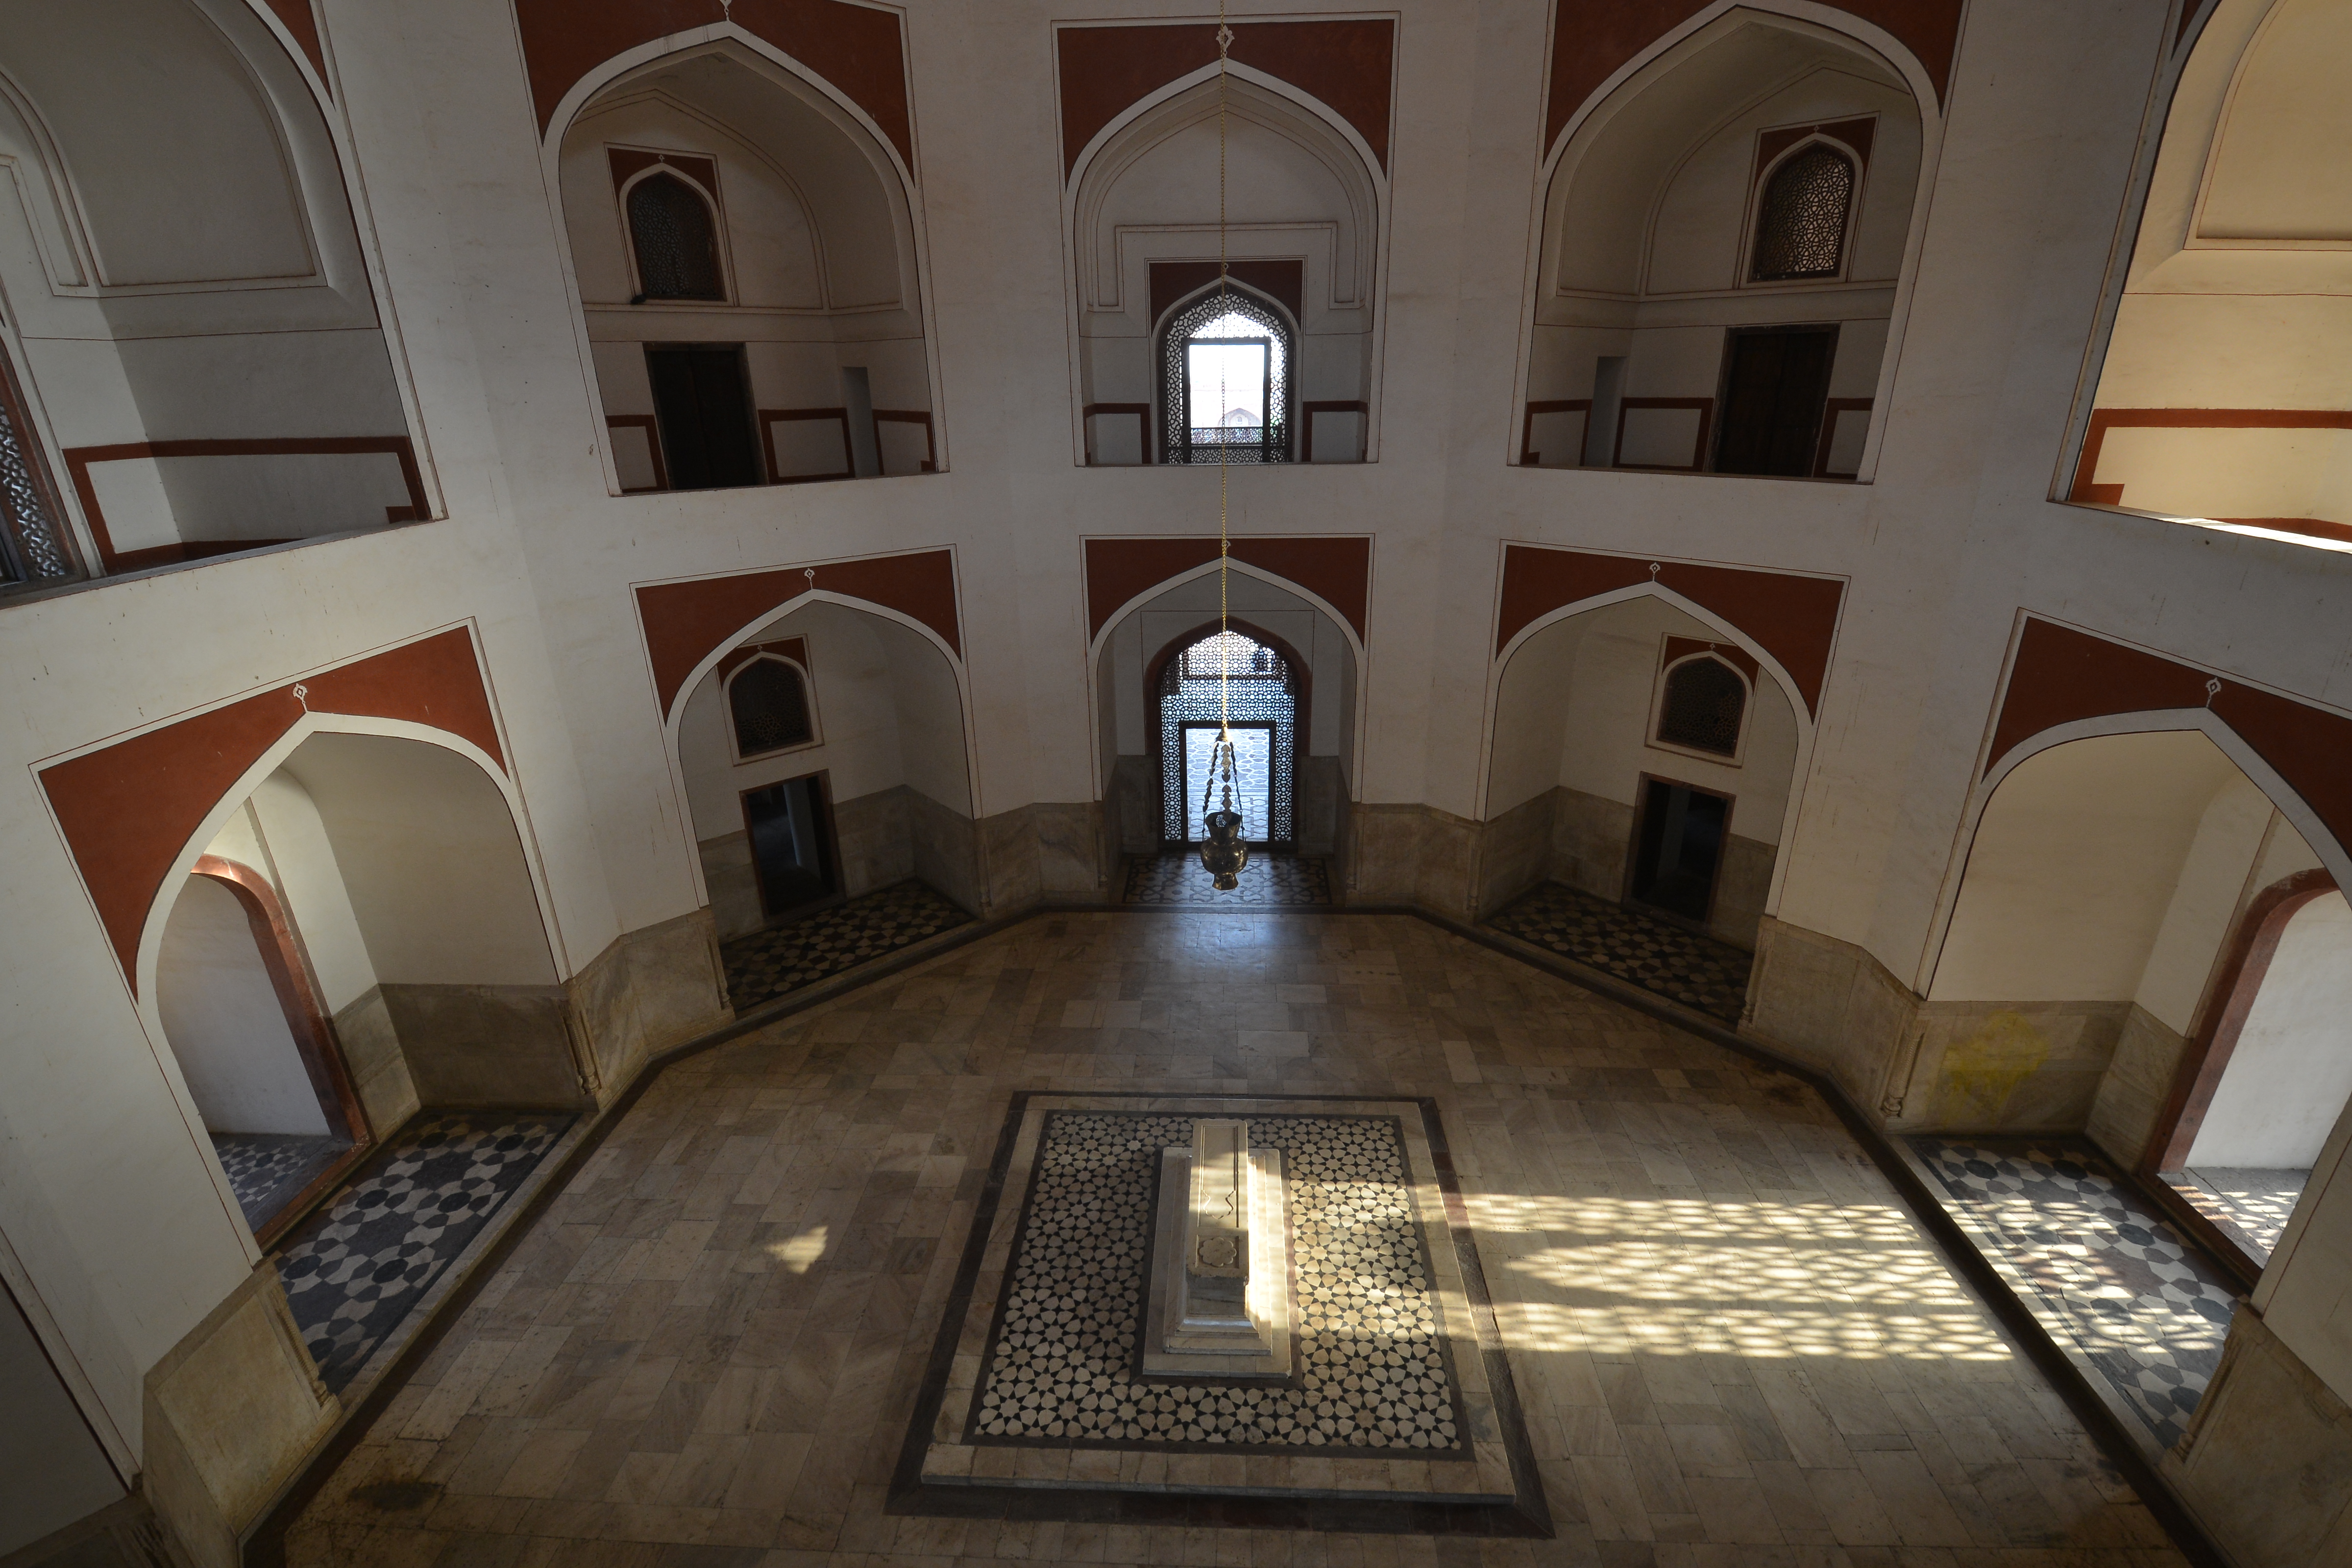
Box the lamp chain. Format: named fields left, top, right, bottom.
left=1216, top=0, right=1232, bottom=746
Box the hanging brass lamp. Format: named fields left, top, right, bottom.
left=1199, top=727, right=1250, bottom=889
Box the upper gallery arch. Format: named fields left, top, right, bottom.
left=1058, top=19, right=1395, bottom=468
left=0, top=0, right=433, bottom=587
left=1516, top=4, right=1947, bottom=483
left=2064, top=0, right=2352, bottom=552
left=533, top=8, right=942, bottom=493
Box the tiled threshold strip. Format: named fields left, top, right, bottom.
left=247, top=901, right=2229, bottom=1567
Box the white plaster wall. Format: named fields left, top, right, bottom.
left=1530, top=596, right=1800, bottom=846
left=1932, top=735, right=2247, bottom=1003
left=281, top=733, right=558, bottom=989
left=2189, top=893, right=2352, bottom=1168
left=245, top=774, right=379, bottom=1015
left=0, top=1280, right=122, bottom=1558
left=2132, top=775, right=2277, bottom=1033
left=154, top=876, right=326, bottom=1137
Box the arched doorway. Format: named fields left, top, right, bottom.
left=2148, top=872, right=2351, bottom=1264
left=155, top=855, right=365, bottom=1244
left=1151, top=624, right=1305, bottom=848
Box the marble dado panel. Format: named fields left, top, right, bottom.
left=896, top=1092, right=1548, bottom=1535
left=2171, top=1304, right=2352, bottom=1565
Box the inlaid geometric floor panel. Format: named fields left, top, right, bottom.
left=1909, top=1136, right=2241, bottom=1451
left=283, top=914, right=2188, bottom=1566
left=276, top=1113, right=573, bottom=1394
left=905, top=1094, right=1541, bottom=1532
left=1123, top=851, right=1332, bottom=905
left=722, top=879, right=971, bottom=1012
left=2175, top=1165, right=2306, bottom=1259
left=1485, top=880, right=1752, bottom=1023
left=213, top=1130, right=351, bottom=1232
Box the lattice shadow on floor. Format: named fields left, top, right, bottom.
left=1122, top=851, right=1332, bottom=906
left=720, top=879, right=971, bottom=1013
left=1484, top=880, right=1752, bottom=1022
left=1910, top=1135, right=2242, bottom=1451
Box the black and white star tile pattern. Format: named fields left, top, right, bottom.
left=1122, top=852, right=1333, bottom=906
left=720, top=879, right=970, bottom=1012
left=1485, top=881, right=1752, bottom=1023
left=969, top=1112, right=1464, bottom=1450
left=211, top=1131, right=350, bottom=1232
left=275, top=1113, right=570, bottom=1394
left=1911, top=1136, right=2240, bottom=1449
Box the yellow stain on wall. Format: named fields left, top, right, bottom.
left=1936, top=1010, right=2051, bottom=1125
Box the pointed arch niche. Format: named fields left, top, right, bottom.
left=1092, top=567, right=1359, bottom=862
left=1483, top=594, right=1803, bottom=948
left=554, top=37, right=940, bottom=492
left=1066, top=60, right=1387, bottom=466
left=1518, top=9, right=1934, bottom=480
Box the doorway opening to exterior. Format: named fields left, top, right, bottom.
left=1713, top=325, right=1837, bottom=476
left=743, top=771, right=840, bottom=920
left=2150, top=877, right=2351, bottom=1266
left=1629, top=777, right=1731, bottom=925
left=157, top=857, right=369, bottom=1242
left=1155, top=628, right=1299, bottom=848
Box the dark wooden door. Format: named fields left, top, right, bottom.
left=743, top=774, right=837, bottom=918
left=1713, top=328, right=1835, bottom=476
left=1629, top=778, right=1730, bottom=924
left=647, top=344, right=761, bottom=490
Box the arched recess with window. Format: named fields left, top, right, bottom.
left=1156, top=283, right=1299, bottom=464
left=1069, top=68, right=1385, bottom=466
left=554, top=36, right=940, bottom=492
left=0, top=0, right=429, bottom=585
left=1482, top=593, right=1804, bottom=947
left=674, top=600, right=977, bottom=950
left=1517, top=8, right=1935, bottom=480
left=2066, top=0, right=2352, bottom=548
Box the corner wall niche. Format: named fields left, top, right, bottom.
left=557, top=41, right=939, bottom=493
left=1519, top=12, right=1928, bottom=481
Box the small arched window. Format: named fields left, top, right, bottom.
left=729, top=658, right=814, bottom=757
left=628, top=172, right=725, bottom=301
left=1656, top=656, right=1747, bottom=757
left=1750, top=143, right=1855, bottom=283
left=1160, top=288, right=1293, bottom=465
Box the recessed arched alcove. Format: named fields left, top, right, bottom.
left=0, top=0, right=426, bottom=583
left=1482, top=594, right=1803, bottom=949
left=674, top=597, right=977, bottom=942
left=146, top=729, right=570, bottom=1241
left=1070, top=71, right=1383, bottom=466
left=556, top=38, right=938, bottom=492
left=1910, top=727, right=2352, bottom=1269
left=2067, top=0, right=2352, bottom=550
left=1092, top=568, right=1359, bottom=863
left=1519, top=9, right=1929, bottom=480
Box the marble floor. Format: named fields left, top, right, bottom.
left=2173, top=1167, right=2306, bottom=1260
left=277, top=1113, right=575, bottom=1394
left=285, top=913, right=2185, bottom=1566
left=1908, top=1138, right=2240, bottom=1453
left=1485, top=883, right=1754, bottom=1024
left=212, top=1130, right=350, bottom=1232
left=1124, top=851, right=1334, bottom=906
left=722, top=881, right=973, bottom=1012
